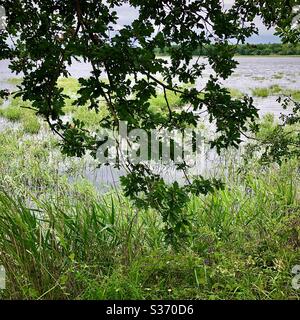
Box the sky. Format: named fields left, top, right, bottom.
left=0, top=1, right=281, bottom=44
left=223, top=0, right=280, bottom=43
left=115, top=2, right=281, bottom=44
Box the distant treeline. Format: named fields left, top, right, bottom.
left=155, top=43, right=300, bottom=56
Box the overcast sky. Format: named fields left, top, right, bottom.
left=115, top=2, right=280, bottom=44
left=0, top=1, right=281, bottom=44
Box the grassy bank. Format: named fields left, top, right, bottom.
left=0, top=80, right=300, bottom=300
left=0, top=110, right=299, bottom=299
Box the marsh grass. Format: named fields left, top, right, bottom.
left=251, top=85, right=300, bottom=101
left=253, top=76, right=266, bottom=81
left=149, top=90, right=185, bottom=114
left=0, top=121, right=299, bottom=300
left=22, top=114, right=41, bottom=134
left=252, top=85, right=283, bottom=98
left=0, top=105, right=23, bottom=121
left=0, top=98, right=41, bottom=134
left=251, top=86, right=283, bottom=98
left=73, top=105, right=109, bottom=128
left=289, top=90, right=300, bottom=101
left=57, top=77, right=80, bottom=95
left=272, top=72, right=284, bottom=80
left=252, top=87, right=270, bottom=98
left=227, top=88, right=244, bottom=99
left=0, top=83, right=299, bottom=300
left=6, top=77, right=23, bottom=85
left=0, top=79, right=194, bottom=134
left=0, top=158, right=299, bottom=300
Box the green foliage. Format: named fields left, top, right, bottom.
left=245, top=99, right=300, bottom=165
left=0, top=0, right=298, bottom=244
left=0, top=136, right=299, bottom=299
left=231, top=43, right=300, bottom=56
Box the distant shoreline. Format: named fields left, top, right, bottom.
left=234, top=55, right=300, bottom=58
left=155, top=54, right=300, bottom=58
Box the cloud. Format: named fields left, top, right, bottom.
left=115, top=3, right=137, bottom=27
left=114, top=1, right=280, bottom=44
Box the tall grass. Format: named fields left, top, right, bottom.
left=0, top=95, right=299, bottom=300
left=0, top=158, right=299, bottom=300
left=0, top=124, right=299, bottom=299
left=0, top=190, right=162, bottom=299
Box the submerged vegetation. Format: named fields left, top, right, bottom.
left=251, top=85, right=300, bottom=100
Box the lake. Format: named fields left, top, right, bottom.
left=1, top=56, right=299, bottom=188
left=1, top=56, right=300, bottom=116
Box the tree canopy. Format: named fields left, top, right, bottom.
left=0, top=0, right=299, bottom=244
left=156, top=43, right=300, bottom=56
